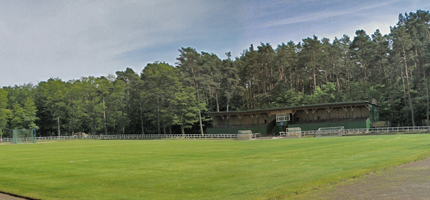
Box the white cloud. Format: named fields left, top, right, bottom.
left=262, top=0, right=400, bottom=27
left=1, top=0, right=429, bottom=87
left=0, top=0, right=242, bottom=86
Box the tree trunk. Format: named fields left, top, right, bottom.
left=295, top=66, right=299, bottom=92
left=344, top=55, right=349, bottom=93
left=270, top=63, right=273, bottom=91
left=402, top=45, right=415, bottom=126
left=121, top=98, right=125, bottom=135
left=71, top=118, right=75, bottom=135
left=190, top=64, right=204, bottom=135
left=336, top=68, right=340, bottom=93
left=140, top=102, right=144, bottom=134
left=157, top=95, right=160, bottom=134
left=425, top=73, right=430, bottom=122
left=289, top=67, right=293, bottom=88
left=312, top=56, right=317, bottom=91
left=103, top=98, right=107, bottom=135
left=57, top=117, right=60, bottom=136
left=401, top=71, right=408, bottom=107
left=215, top=92, right=219, bottom=112
left=181, top=125, right=185, bottom=136
left=196, top=88, right=204, bottom=135
left=417, top=48, right=429, bottom=123
left=226, top=96, right=229, bottom=112
left=301, top=79, right=304, bottom=94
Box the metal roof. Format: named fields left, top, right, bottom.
left=206, top=101, right=377, bottom=115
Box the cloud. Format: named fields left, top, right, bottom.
left=262, top=0, right=400, bottom=27
left=0, top=0, right=242, bottom=86
left=2, top=0, right=429, bottom=87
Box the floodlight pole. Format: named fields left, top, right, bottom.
left=58, top=117, right=60, bottom=137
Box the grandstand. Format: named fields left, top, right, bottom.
left=206, top=101, right=379, bottom=135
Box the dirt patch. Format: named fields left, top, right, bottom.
left=313, top=158, right=430, bottom=199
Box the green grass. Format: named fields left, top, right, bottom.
left=1, top=134, right=430, bottom=199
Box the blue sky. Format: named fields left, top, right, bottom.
left=1, top=0, right=430, bottom=87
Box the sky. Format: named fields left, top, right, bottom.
left=1, top=0, right=430, bottom=87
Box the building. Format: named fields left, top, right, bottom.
left=206, top=101, right=379, bottom=135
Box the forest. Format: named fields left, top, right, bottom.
left=1, top=10, right=430, bottom=136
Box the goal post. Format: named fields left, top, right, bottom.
left=315, top=126, right=344, bottom=137
left=237, top=130, right=253, bottom=140
left=11, top=129, right=36, bottom=144
left=281, top=127, right=302, bottom=138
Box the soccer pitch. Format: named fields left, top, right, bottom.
left=1, top=135, right=430, bottom=199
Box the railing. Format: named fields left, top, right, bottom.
left=301, top=126, right=430, bottom=137
left=87, top=134, right=240, bottom=139
left=0, top=134, right=254, bottom=142
left=1, top=126, right=430, bottom=142
left=1, top=136, right=85, bottom=142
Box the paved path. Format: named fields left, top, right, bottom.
left=315, top=158, right=430, bottom=199
left=0, top=193, right=25, bottom=200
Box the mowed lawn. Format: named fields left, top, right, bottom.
left=1, top=135, right=430, bottom=200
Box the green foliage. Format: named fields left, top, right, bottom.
left=312, top=83, right=339, bottom=103
left=9, top=97, right=38, bottom=130
left=0, top=89, right=11, bottom=134
left=142, top=62, right=181, bottom=134
left=170, top=87, right=201, bottom=134
left=22, top=97, right=39, bottom=130
left=269, top=85, right=303, bottom=107
left=220, top=53, right=239, bottom=111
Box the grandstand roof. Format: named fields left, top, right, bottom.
left=206, top=101, right=378, bottom=115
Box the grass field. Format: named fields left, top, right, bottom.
left=1, top=134, right=430, bottom=199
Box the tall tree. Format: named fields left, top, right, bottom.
left=65, top=80, right=85, bottom=135
left=350, top=30, right=375, bottom=83
left=276, top=41, right=299, bottom=91
left=200, top=52, right=222, bottom=112
left=339, top=35, right=352, bottom=93
left=391, top=24, right=415, bottom=126
left=39, top=78, right=68, bottom=136
left=301, top=36, right=323, bottom=92
left=80, top=77, right=103, bottom=134
left=116, top=68, right=141, bottom=134
left=220, top=52, right=239, bottom=111
left=177, top=47, right=206, bottom=134
left=142, top=62, right=180, bottom=134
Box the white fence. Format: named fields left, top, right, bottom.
left=88, top=134, right=241, bottom=139
left=1, top=126, right=430, bottom=142
left=0, top=133, right=260, bottom=142
left=301, top=126, right=430, bottom=137
left=1, top=136, right=85, bottom=143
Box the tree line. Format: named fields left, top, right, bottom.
left=1, top=10, right=430, bottom=136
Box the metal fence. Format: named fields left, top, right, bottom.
left=88, top=134, right=241, bottom=139
left=1, top=136, right=85, bottom=142
left=0, top=133, right=259, bottom=142
left=300, top=126, right=430, bottom=137
left=1, top=126, right=430, bottom=142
